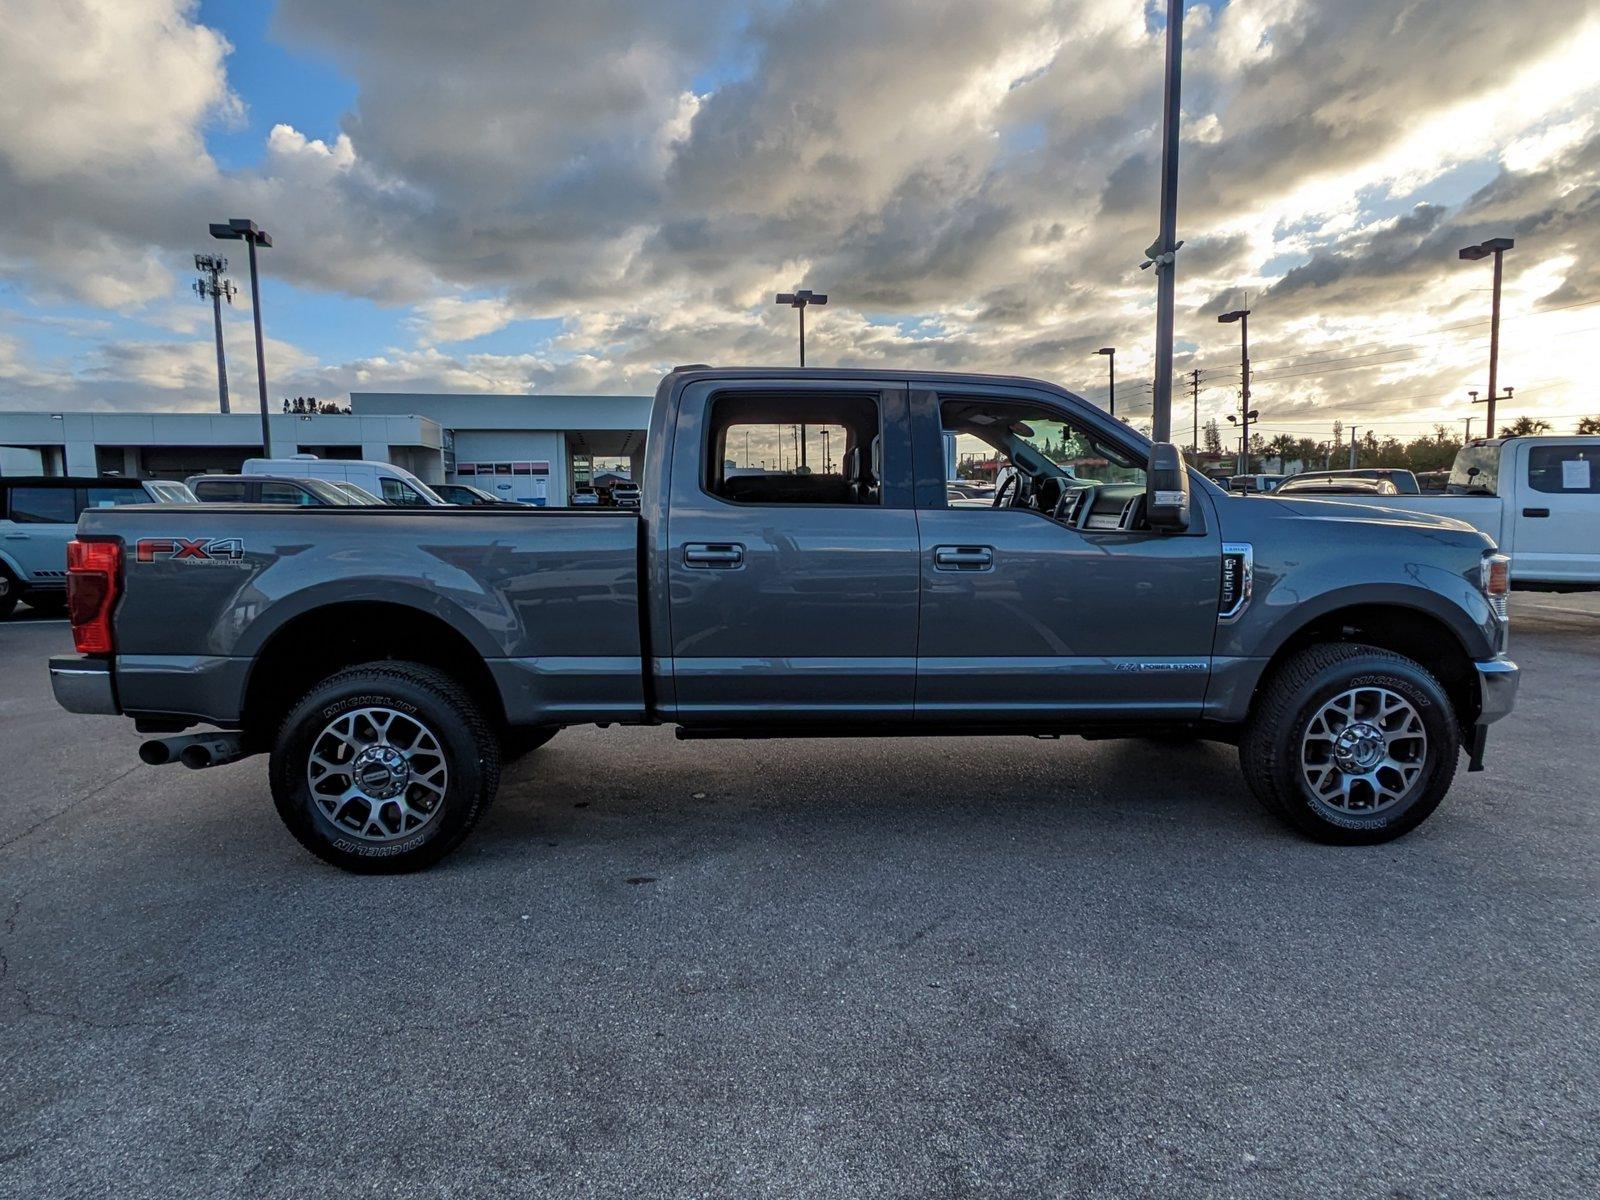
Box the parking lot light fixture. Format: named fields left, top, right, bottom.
left=1458, top=237, right=1513, bottom=438
left=775, top=290, right=827, bottom=368
left=1095, top=348, right=1116, bottom=416
left=1218, top=309, right=1252, bottom=474
left=209, top=218, right=273, bottom=453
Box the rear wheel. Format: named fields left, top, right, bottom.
left=1241, top=644, right=1460, bottom=844
left=269, top=662, right=500, bottom=873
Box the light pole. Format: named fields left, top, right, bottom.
left=1095, top=347, right=1116, bottom=417
left=1141, top=0, right=1186, bottom=444
left=1218, top=309, right=1252, bottom=474
left=1459, top=237, right=1513, bottom=438
left=775, top=290, right=827, bottom=368
left=193, top=254, right=236, bottom=415
left=209, top=218, right=273, bottom=454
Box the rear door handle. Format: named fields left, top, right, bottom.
left=933, top=545, right=994, bottom=570
left=683, top=542, right=744, bottom=568
left=1522, top=507, right=1550, bottom=518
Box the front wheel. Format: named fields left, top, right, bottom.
left=270, top=662, right=501, bottom=873
left=1241, top=644, right=1460, bottom=844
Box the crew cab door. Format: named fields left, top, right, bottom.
left=663, top=379, right=919, bottom=720
left=910, top=385, right=1220, bottom=720
left=1512, top=441, right=1600, bottom=583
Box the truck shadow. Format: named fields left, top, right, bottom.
left=483, top=732, right=1276, bottom=851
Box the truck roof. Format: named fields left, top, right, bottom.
left=664, top=364, right=1093, bottom=394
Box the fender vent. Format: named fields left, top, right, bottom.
left=1219, top=543, right=1254, bottom=622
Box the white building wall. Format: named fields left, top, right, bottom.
left=450, top=430, right=565, bottom=504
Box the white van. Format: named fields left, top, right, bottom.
left=241, top=456, right=446, bottom=507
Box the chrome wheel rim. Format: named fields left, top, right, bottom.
left=306, top=707, right=448, bottom=842
left=1299, top=686, right=1427, bottom=814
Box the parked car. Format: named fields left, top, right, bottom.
left=570, top=488, right=600, bottom=505
left=611, top=481, right=641, bottom=509
left=1275, top=476, right=1399, bottom=496
left=242, top=456, right=446, bottom=507
left=0, top=476, right=194, bottom=618
left=187, top=475, right=362, bottom=506
left=52, top=366, right=1517, bottom=871
left=432, top=483, right=521, bottom=507
left=325, top=481, right=384, bottom=505
left=1287, top=468, right=1421, bottom=494
left=1229, top=474, right=1286, bottom=493
left=945, top=480, right=995, bottom=500
left=1328, top=437, right=1600, bottom=586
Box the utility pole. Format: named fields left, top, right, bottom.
left=1458, top=237, right=1513, bottom=438
left=1142, top=0, right=1185, bottom=444
left=1463, top=415, right=1474, bottom=443
left=1349, top=426, right=1359, bottom=470
left=1189, top=368, right=1201, bottom=452
left=192, top=255, right=236, bottom=414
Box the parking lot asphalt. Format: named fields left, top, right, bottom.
left=1, top=600, right=1596, bottom=1199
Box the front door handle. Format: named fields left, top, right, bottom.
left=1522, top=507, right=1550, bottom=518
left=933, top=545, right=994, bottom=570
left=683, top=542, right=744, bottom=568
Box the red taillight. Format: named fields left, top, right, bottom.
left=67, top=539, right=120, bottom=654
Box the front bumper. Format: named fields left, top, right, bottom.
left=1466, top=657, right=1519, bottom=771
left=49, top=655, right=119, bottom=715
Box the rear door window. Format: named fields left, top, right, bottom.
left=193, top=480, right=249, bottom=503
left=259, top=482, right=318, bottom=506
left=5, top=487, right=76, bottom=523
left=1527, top=445, right=1599, bottom=494
left=82, top=486, right=151, bottom=509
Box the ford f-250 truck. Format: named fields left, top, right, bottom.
left=50, top=367, right=1519, bottom=872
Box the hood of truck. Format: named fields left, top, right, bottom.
left=1256, top=495, right=1486, bottom=537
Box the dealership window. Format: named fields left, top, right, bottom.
left=706, top=393, right=881, bottom=505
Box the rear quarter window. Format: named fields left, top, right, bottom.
left=5, top=487, right=76, bottom=523
left=1526, top=445, right=1599, bottom=494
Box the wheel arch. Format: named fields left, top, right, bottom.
left=240, top=600, right=507, bottom=743
left=1251, top=599, right=1480, bottom=731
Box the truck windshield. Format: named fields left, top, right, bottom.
left=1449, top=445, right=1500, bottom=495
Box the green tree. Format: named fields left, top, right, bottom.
left=1202, top=418, right=1222, bottom=456
left=1576, top=416, right=1600, bottom=435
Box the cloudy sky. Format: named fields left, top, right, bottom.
left=2, top=0, right=1598, bottom=440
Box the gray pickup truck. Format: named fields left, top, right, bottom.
left=51, top=367, right=1519, bottom=871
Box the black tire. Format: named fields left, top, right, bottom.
left=1240, top=644, right=1460, bottom=844
left=0, top=567, right=18, bottom=620
left=502, top=725, right=559, bottom=762
left=270, top=662, right=500, bottom=873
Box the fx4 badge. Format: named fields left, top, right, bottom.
left=135, top=537, right=246, bottom=565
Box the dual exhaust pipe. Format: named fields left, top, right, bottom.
left=138, top=731, right=250, bottom=770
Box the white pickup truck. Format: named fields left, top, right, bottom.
left=1333, top=436, right=1600, bottom=586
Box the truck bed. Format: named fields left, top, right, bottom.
left=80, top=504, right=648, bottom=727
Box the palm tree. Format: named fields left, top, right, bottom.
left=1577, top=416, right=1600, bottom=435
left=1500, top=416, right=1552, bottom=437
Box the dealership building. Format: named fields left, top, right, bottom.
left=0, top=392, right=652, bottom=505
